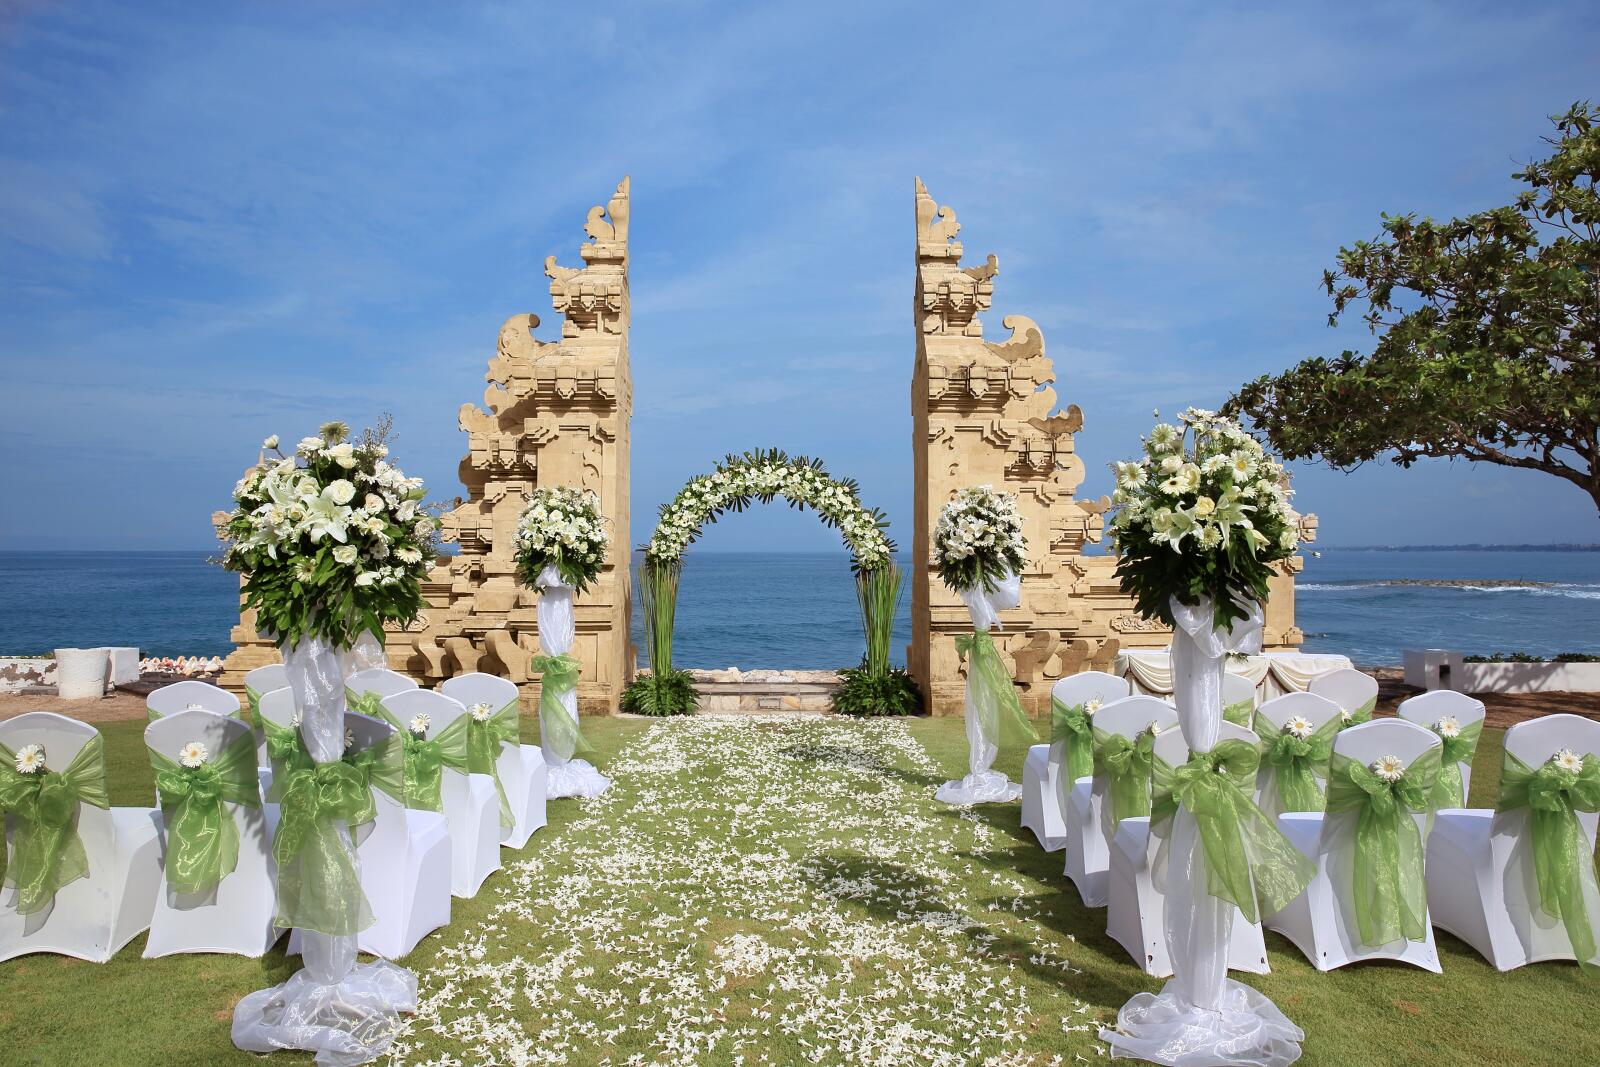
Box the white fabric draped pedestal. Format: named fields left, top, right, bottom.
left=536, top=565, right=610, bottom=799
left=935, top=571, right=1023, bottom=805
left=1103, top=597, right=1305, bottom=1067
left=233, top=634, right=416, bottom=1067
left=1115, top=649, right=1352, bottom=702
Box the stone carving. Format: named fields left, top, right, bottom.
left=222, top=178, right=635, bottom=714
left=908, top=178, right=1313, bottom=715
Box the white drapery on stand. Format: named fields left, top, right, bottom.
left=1115, top=650, right=1352, bottom=702
left=1103, top=597, right=1305, bottom=1067
left=536, top=565, right=610, bottom=799
left=233, top=634, right=416, bottom=1067
left=936, top=570, right=1023, bottom=805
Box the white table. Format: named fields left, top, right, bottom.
left=1112, top=649, right=1353, bottom=702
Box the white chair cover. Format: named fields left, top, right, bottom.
left=1020, top=671, right=1129, bottom=851
left=147, top=679, right=241, bottom=718
left=1263, top=719, right=1443, bottom=972
left=1307, top=668, right=1379, bottom=721
left=380, top=689, right=502, bottom=897
left=439, top=672, right=548, bottom=848
left=345, top=668, right=418, bottom=701
left=0, top=713, right=162, bottom=962
left=1397, top=690, right=1486, bottom=804
left=144, top=710, right=279, bottom=958
left=1253, top=692, right=1342, bottom=821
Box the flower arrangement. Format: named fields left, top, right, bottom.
left=178, top=741, right=209, bottom=768
left=644, top=449, right=893, bottom=572
left=1109, top=408, right=1299, bottom=629
left=513, top=486, right=609, bottom=594
left=217, top=419, right=435, bottom=650
left=14, top=743, right=45, bottom=775
left=932, top=485, right=1027, bottom=593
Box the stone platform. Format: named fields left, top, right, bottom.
left=684, top=668, right=840, bottom=714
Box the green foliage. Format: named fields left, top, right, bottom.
left=1229, top=103, right=1600, bottom=509
left=1465, top=651, right=1600, bottom=663
left=854, top=562, right=903, bottom=677
left=620, top=668, right=700, bottom=715
left=830, top=663, right=922, bottom=716
left=638, top=557, right=680, bottom=677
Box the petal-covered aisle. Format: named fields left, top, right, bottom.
left=389, top=716, right=1101, bottom=1065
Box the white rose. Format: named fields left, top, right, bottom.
left=326, top=479, right=356, bottom=505
left=333, top=545, right=358, bottom=565
left=355, top=571, right=380, bottom=586
left=327, top=442, right=357, bottom=469
left=296, top=436, right=323, bottom=455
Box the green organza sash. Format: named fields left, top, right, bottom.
left=1496, top=750, right=1600, bottom=968
left=956, top=632, right=1037, bottom=751
left=1151, top=739, right=1315, bottom=924
left=1093, top=726, right=1155, bottom=826
left=533, top=655, right=588, bottom=763
left=1223, top=698, right=1255, bottom=729
left=1325, top=747, right=1441, bottom=949
left=1336, top=695, right=1377, bottom=731
left=260, top=717, right=316, bottom=801
left=344, top=689, right=388, bottom=723
left=147, top=703, right=245, bottom=723
left=365, top=705, right=471, bottom=812
left=1428, top=719, right=1484, bottom=809
left=1255, top=709, right=1339, bottom=815
left=466, top=699, right=521, bottom=830
left=1050, top=698, right=1095, bottom=783
left=271, top=757, right=378, bottom=936
left=150, top=732, right=261, bottom=896
left=0, top=734, right=110, bottom=915
left=244, top=685, right=262, bottom=727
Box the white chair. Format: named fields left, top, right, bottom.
left=1062, top=695, right=1175, bottom=907
left=1221, top=671, right=1258, bottom=727
left=281, top=710, right=453, bottom=960
left=440, top=673, right=547, bottom=850
left=1397, top=690, right=1487, bottom=805
left=1265, top=719, right=1443, bottom=972
left=1020, top=672, right=1129, bottom=852
left=0, top=713, right=161, bottom=962
left=380, top=689, right=502, bottom=898
left=1309, top=667, right=1379, bottom=724
left=345, top=667, right=419, bottom=701
left=244, top=663, right=290, bottom=775
left=1253, top=691, right=1342, bottom=819
left=1105, top=721, right=1272, bottom=977
left=143, top=711, right=279, bottom=958
left=1427, top=713, right=1600, bottom=971
left=146, top=679, right=241, bottom=719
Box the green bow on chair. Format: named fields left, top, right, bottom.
left=1222, top=698, right=1255, bottom=729
left=1255, top=709, right=1339, bottom=817
left=465, top=699, right=521, bottom=830
left=1050, top=699, right=1095, bottom=784
left=1497, top=749, right=1600, bottom=970
left=150, top=732, right=261, bottom=896
left=259, top=717, right=316, bottom=798
left=1151, top=739, right=1314, bottom=924
left=1336, top=696, right=1377, bottom=731
left=0, top=734, right=110, bottom=915
left=1428, top=719, right=1484, bottom=809
left=1093, top=726, right=1156, bottom=826
left=1326, top=747, right=1441, bottom=949
left=271, top=758, right=378, bottom=936
left=365, top=705, right=471, bottom=812
left=533, top=655, right=588, bottom=763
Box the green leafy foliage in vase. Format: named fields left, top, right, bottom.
left=831, top=664, right=922, bottom=717
left=513, top=485, right=609, bottom=593
left=217, top=418, right=435, bottom=649
left=1229, top=103, right=1600, bottom=511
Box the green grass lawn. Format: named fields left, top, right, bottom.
left=0, top=713, right=1592, bottom=1066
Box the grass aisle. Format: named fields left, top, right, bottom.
left=392, top=715, right=1101, bottom=1066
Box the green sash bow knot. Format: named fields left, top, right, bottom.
left=1254, top=709, right=1339, bottom=816
left=1152, top=739, right=1315, bottom=924
left=1429, top=720, right=1483, bottom=809
left=1222, top=699, right=1255, bottom=728
left=1497, top=751, right=1600, bottom=969
left=345, top=689, right=387, bottom=722
left=1326, top=749, right=1440, bottom=949
left=1336, top=696, right=1377, bottom=731
left=364, top=705, right=470, bottom=812
left=260, top=718, right=315, bottom=791
left=532, top=654, right=588, bottom=764
left=1094, top=727, right=1155, bottom=825
left=466, top=699, right=521, bottom=830
left=954, top=631, right=1036, bottom=752
left=150, top=732, right=261, bottom=896
left=1050, top=698, right=1096, bottom=783
left=271, top=759, right=376, bottom=936
left=0, top=735, right=109, bottom=915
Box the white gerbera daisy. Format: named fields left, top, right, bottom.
left=1283, top=716, right=1315, bottom=739
left=470, top=702, right=494, bottom=722
left=289, top=709, right=303, bottom=728
left=178, top=741, right=209, bottom=768
left=1340, top=709, right=1353, bottom=724
left=407, top=714, right=431, bottom=738
left=1433, top=716, right=1461, bottom=739
left=14, top=743, right=45, bottom=775
left=1551, top=748, right=1586, bottom=774
left=344, top=727, right=356, bottom=751
left=1371, top=754, right=1406, bottom=782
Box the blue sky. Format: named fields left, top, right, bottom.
left=2, top=1, right=1597, bottom=552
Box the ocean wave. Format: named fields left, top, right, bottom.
left=1299, top=580, right=1600, bottom=600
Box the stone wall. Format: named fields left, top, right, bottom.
left=907, top=178, right=1313, bottom=716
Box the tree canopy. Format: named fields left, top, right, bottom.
left=1228, top=103, right=1600, bottom=509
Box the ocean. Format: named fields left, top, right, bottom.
left=1, top=549, right=1597, bottom=669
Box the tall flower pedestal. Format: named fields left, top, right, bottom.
left=935, top=571, right=1034, bottom=805
left=232, top=636, right=416, bottom=1067
left=534, top=566, right=610, bottom=799
left=1102, top=598, right=1309, bottom=1067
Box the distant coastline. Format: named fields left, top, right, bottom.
left=1316, top=544, right=1600, bottom=553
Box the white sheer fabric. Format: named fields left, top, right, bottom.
left=1115, top=650, right=1351, bottom=702
left=1104, top=597, right=1305, bottom=1067
left=339, top=631, right=388, bottom=679
left=232, top=634, right=417, bottom=1067
left=536, top=565, right=610, bottom=799
left=936, top=571, right=1023, bottom=805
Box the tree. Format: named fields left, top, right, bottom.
left=1228, top=103, right=1600, bottom=510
